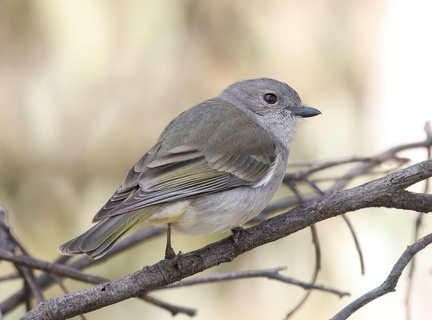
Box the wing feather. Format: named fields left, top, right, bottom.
left=93, top=145, right=273, bottom=221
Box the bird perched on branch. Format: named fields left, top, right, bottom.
left=58, top=78, right=321, bottom=259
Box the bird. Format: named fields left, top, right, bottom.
left=58, top=78, right=321, bottom=259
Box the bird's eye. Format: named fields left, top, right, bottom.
left=263, top=93, right=278, bottom=104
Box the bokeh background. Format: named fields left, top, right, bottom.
left=1, top=1, right=431, bottom=319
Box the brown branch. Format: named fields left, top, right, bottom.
left=261, top=132, right=432, bottom=217
left=160, top=266, right=347, bottom=297
left=0, top=227, right=165, bottom=315
left=142, top=295, right=196, bottom=317
left=331, top=233, right=432, bottom=320
left=405, top=122, right=432, bottom=320
left=16, top=266, right=44, bottom=308
left=161, top=266, right=283, bottom=288
left=21, top=159, right=432, bottom=320
left=0, top=273, right=20, bottom=281
left=2, top=250, right=346, bottom=317
left=284, top=225, right=322, bottom=319
left=0, top=206, right=44, bottom=309
left=341, top=215, right=365, bottom=275
left=0, top=250, right=107, bottom=285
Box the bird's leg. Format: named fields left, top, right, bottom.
left=231, top=226, right=247, bottom=244
left=164, top=223, right=176, bottom=260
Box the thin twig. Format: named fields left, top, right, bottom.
left=405, top=121, right=431, bottom=320
left=331, top=233, right=432, bottom=320
left=16, top=266, right=44, bottom=307
left=143, top=295, right=197, bottom=317
left=0, top=250, right=108, bottom=284
left=160, top=266, right=348, bottom=297
left=0, top=227, right=165, bottom=315
left=340, top=215, right=365, bottom=275
left=285, top=224, right=322, bottom=319
left=0, top=206, right=44, bottom=308
left=0, top=273, right=20, bottom=281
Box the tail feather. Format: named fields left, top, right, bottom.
left=58, top=211, right=147, bottom=259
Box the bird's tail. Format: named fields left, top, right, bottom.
left=58, top=211, right=147, bottom=259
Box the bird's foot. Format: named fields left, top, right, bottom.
left=231, top=226, right=250, bottom=244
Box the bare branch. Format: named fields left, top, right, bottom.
left=0, top=227, right=164, bottom=315
left=331, top=233, right=432, bottom=320
left=341, top=215, right=365, bottom=275
left=142, top=295, right=197, bottom=317
left=161, top=266, right=347, bottom=297
left=0, top=250, right=107, bottom=285
left=261, top=132, right=432, bottom=217
left=405, top=122, right=432, bottom=320
left=21, top=159, right=432, bottom=320
left=284, top=225, right=322, bottom=319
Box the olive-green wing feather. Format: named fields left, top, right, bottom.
left=93, top=146, right=273, bottom=221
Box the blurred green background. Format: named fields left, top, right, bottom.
left=0, top=1, right=431, bottom=319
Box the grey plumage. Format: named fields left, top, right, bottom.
left=58, top=78, right=321, bottom=259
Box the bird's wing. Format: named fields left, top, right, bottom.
left=92, top=143, right=274, bottom=221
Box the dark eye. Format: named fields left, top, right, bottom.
left=263, top=93, right=278, bottom=104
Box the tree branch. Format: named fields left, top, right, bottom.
left=161, top=266, right=348, bottom=297
left=0, top=250, right=108, bottom=285
left=331, top=233, right=432, bottom=320
left=0, top=227, right=165, bottom=315
left=21, top=159, right=432, bottom=320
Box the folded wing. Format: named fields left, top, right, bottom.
left=92, top=144, right=274, bottom=221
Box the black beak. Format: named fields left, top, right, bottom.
left=292, top=105, right=321, bottom=118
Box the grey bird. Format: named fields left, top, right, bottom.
left=58, top=78, right=321, bottom=259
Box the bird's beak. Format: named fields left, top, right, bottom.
left=292, top=105, right=321, bottom=118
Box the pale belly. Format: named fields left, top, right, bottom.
left=171, top=184, right=278, bottom=234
